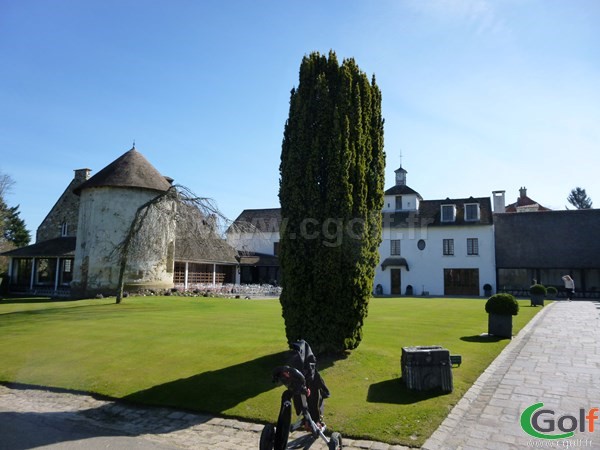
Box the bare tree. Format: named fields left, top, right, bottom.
left=0, top=172, right=15, bottom=200
left=113, top=185, right=257, bottom=304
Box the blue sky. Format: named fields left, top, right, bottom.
left=1, top=0, right=599, bottom=235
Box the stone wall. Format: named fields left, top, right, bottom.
left=36, top=169, right=90, bottom=243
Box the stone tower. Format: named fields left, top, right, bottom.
left=70, top=147, right=176, bottom=298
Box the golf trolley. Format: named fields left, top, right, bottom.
left=259, top=341, right=342, bottom=450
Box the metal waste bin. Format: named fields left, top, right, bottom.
left=401, top=346, right=453, bottom=393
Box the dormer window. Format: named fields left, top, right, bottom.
left=465, top=203, right=480, bottom=222
left=441, top=205, right=456, bottom=223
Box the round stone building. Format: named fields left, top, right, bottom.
left=70, top=147, right=176, bottom=298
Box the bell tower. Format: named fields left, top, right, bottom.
left=395, top=166, right=407, bottom=186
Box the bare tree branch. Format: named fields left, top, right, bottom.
left=112, top=185, right=260, bottom=304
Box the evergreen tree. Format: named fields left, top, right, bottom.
left=567, top=187, right=593, bottom=209
left=0, top=198, right=31, bottom=248
left=279, top=51, right=385, bottom=353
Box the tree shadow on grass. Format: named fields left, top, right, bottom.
left=123, top=351, right=291, bottom=414
left=0, top=297, right=63, bottom=304
left=367, top=378, right=450, bottom=405
left=123, top=349, right=343, bottom=415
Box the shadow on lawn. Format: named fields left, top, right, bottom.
left=460, top=334, right=507, bottom=343
left=124, top=349, right=345, bottom=415
left=124, top=350, right=343, bottom=414
left=367, top=378, right=450, bottom=404
left=0, top=297, right=64, bottom=304
left=0, top=350, right=344, bottom=449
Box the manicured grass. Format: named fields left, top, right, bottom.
left=0, top=296, right=542, bottom=446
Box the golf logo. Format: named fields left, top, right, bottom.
left=521, top=402, right=599, bottom=440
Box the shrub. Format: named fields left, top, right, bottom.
left=546, top=286, right=558, bottom=295
left=529, top=284, right=547, bottom=295
left=485, top=293, right=519, bottom=316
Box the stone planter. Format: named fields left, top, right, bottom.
left=488, top=313, right=513, bottom=339
left=530, top=294, right=545, bottom=307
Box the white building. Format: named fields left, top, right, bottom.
left=226, top=208, right=281, bottom=285
left=373, top=166, right=496, bottom=296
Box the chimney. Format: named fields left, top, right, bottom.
left=492, top=190, right=506, bottom=213
left=519, top=186, right=527, bottom=198
left=74, top=168, right=91, bottom=183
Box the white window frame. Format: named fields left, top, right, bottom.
left=441, top=205, right=456, bottom=223
left=467, top=238, right=479, bottom=255
left=465, top=203, right=480, bottom=222
left=443, top=238, right=454, bottom=256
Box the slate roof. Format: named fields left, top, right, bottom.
left=384, top=197, right=493, bottom=228
left=380, top=257, right=409, bottom=271
left=74, top=148, right=172, bottom=195
left=494, top=209, right=600, bottom=269
left=384, top=184, right=423, bottom=198
left=229, top=208, right=282, bottom=233
left=1, top=237, right=76, bottom=257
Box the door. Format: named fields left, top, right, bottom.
left=391, top=269, right=401, bottom=295
left=444, top=269, right=480, bottom=295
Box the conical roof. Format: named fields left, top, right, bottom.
left=75, top=147, right=172, bottom=195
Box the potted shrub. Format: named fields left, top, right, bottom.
left=546, top=286, right=558, bottom=300
left=485, top=293, right=519, bottom=338
left=529, top=284, right=547, bottom=307
left=483, top=283, right=493, bottom=297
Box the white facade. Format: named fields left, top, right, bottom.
left=227, top=229, right=279, bottom=256
left=230, top=166, right=497, bottom=296
left=371, top=166, right=496, bottom=297
left=374, top=221, right=496, bottom=296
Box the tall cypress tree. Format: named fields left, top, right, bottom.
left=279, top=51, right=385, bottom=353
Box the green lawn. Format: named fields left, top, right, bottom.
left=0, top=296, right=542, bottom=446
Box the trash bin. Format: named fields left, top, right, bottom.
left=401, top=346, right=453, bottom=393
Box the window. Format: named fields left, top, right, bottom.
left=467, top=238, right=479, bottom=255
left=273, top=242, right=280, bottom=256
left=417, top=239, right=426, bottom=251
left=61, top=222, right=68, bottom=237
left=395, top=196, right=402, bottom=210
left=391, top=240, right=401, bottom=255
left=465, top=204, right=480, bottom=222
left=441, top=205, right=456, bottom=222
left=443, top=239, right=454, bottom=256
